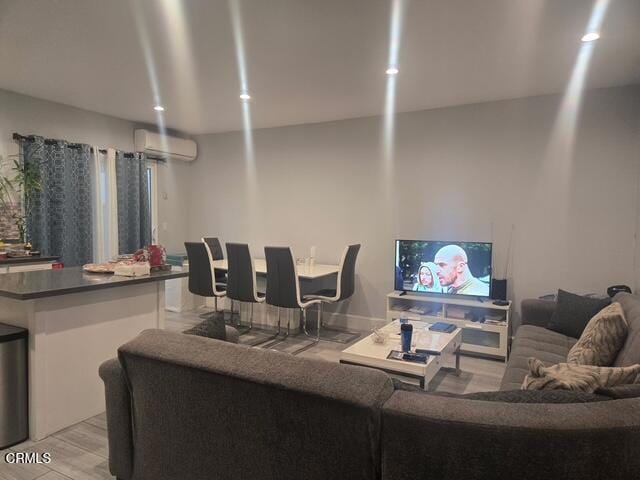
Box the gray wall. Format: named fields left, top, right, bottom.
left=2, top=86, right=639, bottom=326
left=189, top=85, right=640, bottom=324
left=0, top=88, right=189, bottom=252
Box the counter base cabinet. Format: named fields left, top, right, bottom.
left=0, top=282, right=165, bottom=441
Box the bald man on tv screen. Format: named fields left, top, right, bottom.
left=434, top=244, right=490, bottom=296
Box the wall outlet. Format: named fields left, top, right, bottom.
left=162, top=222, right=168, bottom=231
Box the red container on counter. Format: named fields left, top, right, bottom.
left=52, top=262, right=64, bottom=270
left=147, top=245, right=166, bottom=268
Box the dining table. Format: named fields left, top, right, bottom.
left=211, top=259, right=339, bottom=280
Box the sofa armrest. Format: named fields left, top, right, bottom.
left=382, top=391, right=640, bottom=480
left=520, top=298, right=556, bottom=328
left=99, top=358, right=133, bottom=480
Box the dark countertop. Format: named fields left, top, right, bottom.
left=0, top=255, right=60, bottom=265
left=0, top=267, right=188, bottom=300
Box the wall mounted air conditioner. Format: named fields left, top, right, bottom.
left=134, top=129, right=197, bottom=162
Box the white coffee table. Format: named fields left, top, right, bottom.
left=339, top=320, right=462, bottom=390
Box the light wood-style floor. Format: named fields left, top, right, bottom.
left=1, top=309, right=505, bottom=480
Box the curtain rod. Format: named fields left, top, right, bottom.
left=12, top=133, right=31, bottom=141
left=14, top=133, right=82, bottom=149
left=14, top=133, right=138, bottom=158
left=14, top=132, right=107, bottom=154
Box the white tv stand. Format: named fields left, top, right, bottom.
left=387, top=291, right=511, bottom=361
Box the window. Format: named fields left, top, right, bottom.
left=146, top=161, right=159, bottom=245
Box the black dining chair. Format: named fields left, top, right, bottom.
left=263, top=246, right=322, bottom=354
left=184, top=242, right=238, bottom=342
left=202, top=236, right=227, bottom=286
left=225, top=242, right=276, bottom=345
left=186, top=241, right=227, bottom=314
left=304, top=244, right=361, bottom=343
left=200, top=236, right=231, bottom=317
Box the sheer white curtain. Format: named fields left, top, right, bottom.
left=91, top=147, right=119, bottom=262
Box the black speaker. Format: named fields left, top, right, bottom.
left=491, top=278, right=507, bottom=301
left=607, top=285, right=631, bottom=297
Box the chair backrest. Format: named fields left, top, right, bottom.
left=225, top=242, right=259, bottom=303
left=202, top=237, right=226, bottom=284
left=264, top=246, right=301, bottom=309
left=202, top=237, right=224, bottom=261
left=184, top=242, right=214, bottom=297
left=336, top=244, right=361, bottom=301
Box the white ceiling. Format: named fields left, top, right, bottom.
left=1, top=0, right=639, bottom=135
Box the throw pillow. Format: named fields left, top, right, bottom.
left=547, top=290, right=610, bottom=338
left=391, top=378, right=609, bottom=403
left=522, top=357, right=640, bottom=393
left=567, top=302, right=628, bottom=366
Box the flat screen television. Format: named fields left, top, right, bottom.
left=395, top=239, right=492, bottom=298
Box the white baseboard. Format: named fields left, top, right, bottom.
left=320, top=311, right=387, bottom=332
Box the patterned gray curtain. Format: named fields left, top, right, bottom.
left=116, top=151, right=151, bottom=254
left=23, top=136, right=93, bottom=267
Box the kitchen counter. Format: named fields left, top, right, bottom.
left=0, top=266, right=188, bottom=441
left=0, top=266, right=187, bottom=300
left=0, top=255, right=60, bottom=266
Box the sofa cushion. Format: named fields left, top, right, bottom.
left=500, top=325, right=576, bottom=390
left=595, top=384, right=640, bottom=399
left=547, top=290, right=610, bottom=339
left=118, top=329, right=394, bottom=480
left=381, top=390, right=640, bottom=480
left=567, top=302, right=628, bottom=366
left=613, top=292, right=640, bottom=367
left=523, top=358, right=640, bottom=392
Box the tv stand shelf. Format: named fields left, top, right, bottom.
left=386, top=292, right=511, bottom=361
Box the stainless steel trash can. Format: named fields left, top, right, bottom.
left=0, top=323, right=28, bottom=449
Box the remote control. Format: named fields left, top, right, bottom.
left=402, top=353, right=428, bottom=364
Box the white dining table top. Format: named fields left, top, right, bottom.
left=212, top=259, right=339, bottom=280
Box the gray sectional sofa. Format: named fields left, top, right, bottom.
left=503, top=292, right=640, bottom=389
left=100, top=293, right=640, bottom=480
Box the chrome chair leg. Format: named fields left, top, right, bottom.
left=301, top=305, right=321, bottom=342
left=231, top=300, right=253, bottom=335
left=291, top=307, right=320, bottom=355
left=302, top=307, right=311, bottom=336
left=258, top=307, right=286, bottom=348
left=242, top=302, right=272, bottom=346
left=199, top=295, right=220, bottom=319
left=311, top=302, right=360, bottom=344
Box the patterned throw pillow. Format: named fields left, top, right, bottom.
left=567, top=302, right=628, bottom=366
left=522, top=358, right=640, bottom=393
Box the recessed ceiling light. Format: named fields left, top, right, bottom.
left=386, top=67, right=399, bottom=75
left=239, top=93, right=251, bottom=100
left=581, top=32, right=600, bottom=42
left=153, top=105, right=165, bottom=112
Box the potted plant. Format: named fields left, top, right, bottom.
left=0, top=156, right=42, bottom=245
